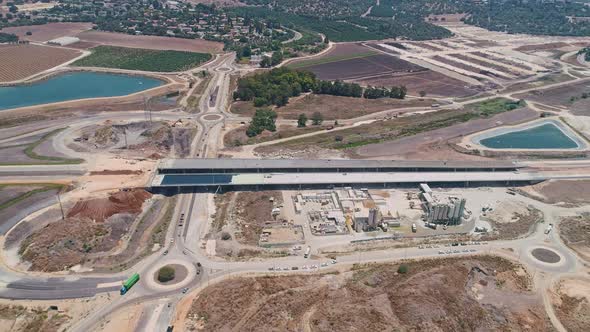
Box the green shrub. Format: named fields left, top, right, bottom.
left=397, top=264, right=409, bottom=274
left=158, top=266, right=175, bottom=282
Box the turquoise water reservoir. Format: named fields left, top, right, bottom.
left=479, top=123, right=579, bottom=149
left=0, top=72, right=163, bottom=110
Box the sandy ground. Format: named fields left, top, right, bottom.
left=76, top=30, right=224, bottom=53
left=551, top=277, right=590, bottom=332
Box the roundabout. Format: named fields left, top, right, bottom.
left=202, top=114, right=223, bottom=121
left=143, top=259, right=197, bottom=292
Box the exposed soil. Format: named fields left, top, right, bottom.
left=518, top=180, right=590, bottom=207
left=481, top=206, right=543, bottom=241
left=558, top=213, right=590, bottom=262
left=72, top=120, right=195, bottom=158
left=184, top=256, right=550, bottom=332
left=231, top=94, right=437, bottom=120
left=552, top=277, right=590, bottom=332
left=19, top=217, right=109, bottom=271
left=0, top=44, right=81, bottom=82
left=224, top=124, right=325, bottom=147
left=0, top=304, right=70, bottom=332
left=212, top=191, right=283, bottom=246
left=356, top=70, right=480, bottom=98
left=76, top=30, right=224, bottom=53
left=1, top=22, right=93, bottom=42
left=67, top=189, right=151, bottom=223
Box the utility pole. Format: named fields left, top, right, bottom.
left=124, top=128, right=128, bottom=149
left=57, top=191, right=65, bottom=220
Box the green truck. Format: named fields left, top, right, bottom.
left=120, top=273, right=140, bottom=295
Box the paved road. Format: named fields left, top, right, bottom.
left=1, top=40, right=590, bottom=332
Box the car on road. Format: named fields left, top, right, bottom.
left=163, top=250, right=168, bottom=255
left=470, top=249, right=477, bottom=252
left=331, top=259, right=337, bottom=264
left=438, top=251, right=445, bottom=254
left=181, top=287, right=189, bottom=294
left=321, top=262, right=328, bottom=267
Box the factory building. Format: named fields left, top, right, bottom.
left=419, top=183, right=466, bottom=225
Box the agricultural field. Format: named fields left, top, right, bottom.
left=0, top=22, right=92, bottom=42
left=289, top=43, right=423, bottom=81
left=72, top=46, right=211, bottom=72
left=288, top=43, right=478, bottom=97
left=182, top=256, right=549, bottom=331
left=0, top=44, right=81, bottom=82
left=355, top=70, right=479, bottom=98
left=75, top=30, right=224, bottom=53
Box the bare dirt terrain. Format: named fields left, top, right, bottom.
left=0, top=44, right=81, bottom=82
left=1, top=22, right=93, bottom=42
left=212, top=191, right=283, bottom=248
left=231, top=94, right=437, bottom=120
left=18, top=189, right=153, bottom=271
left=224, top=123, right=324, bottom=147
left=256, top=106, right=537, bottom=160
left=551, top=277, right=590, bottom=332
left=0, top=303, right=70, bottom=331
left=514, top=80, right=590, bottom=114
left=71, top=120, right=196, bottom=158
left=558, top=214, right=590, bottom=262
left=481, top=204, right=543, bottom=241
left=183, top=256, right=550, bottom=331
left=518, top=180, right=590, bottom=207
left=75, top=30, right=224, bottom=53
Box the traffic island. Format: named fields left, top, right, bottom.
left=144, top=259, right=197, bottom=291
left=154, top=264, right=188, bottom=285
left=531, top=248, right=561, bottom=264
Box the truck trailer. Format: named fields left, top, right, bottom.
left=120, top=273, right=140, bottom=295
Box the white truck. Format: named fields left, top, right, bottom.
left=544, top=223, right=553, bottom=234
left=304, top=246, right=311, bottom=258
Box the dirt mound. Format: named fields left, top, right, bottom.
left=184, top=256, right=549, bottom=331
left=19, top=218, right=108, bottom=271
left=67, top=189, right=151, bottom=223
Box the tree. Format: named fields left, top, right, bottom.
left=297, top=113, right=307, bottom=127
left=311, top=112, right=323, bottom=125
left=419, top=90, right=427, bottom=98
left=247, top=109, right=277, bottom=137
left=158, top=266, right=175, bottom=282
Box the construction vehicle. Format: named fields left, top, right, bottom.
left=120, top=273, right=140, bottom=295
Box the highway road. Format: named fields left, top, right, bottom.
left=0, top=45, right=588, bottom=332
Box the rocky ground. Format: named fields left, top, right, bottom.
left=184, top=256, right=551, bottom=331
left=558, top=213, right=590, bottom=261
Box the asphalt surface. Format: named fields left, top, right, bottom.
left=0, top=47, right=589, bottom=332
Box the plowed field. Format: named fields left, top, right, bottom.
left=0, top=44, right=81, bottom=82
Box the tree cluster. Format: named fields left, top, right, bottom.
left=363, top=85, right=407, bottom=99
left=313, top=80, right=363, bottom=98
left=260, top=50, right=284, bottom=67
left=247, top=109, right=277, bottom=137
left=233, top=67, right=316, bottom=107
left=0, top=32, right=18, bottom=43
